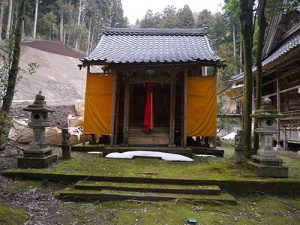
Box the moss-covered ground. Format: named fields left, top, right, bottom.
left=0, top=202, right=29, bottom=225
left=2, top=144, right=300, bottom=224
left=2, top=146, right=256, bottom=181
left=3, top=178, right=300, bottom=225
left=4, top=144, right=300, bottom=181
left=40, top=196, right=300, bottom=224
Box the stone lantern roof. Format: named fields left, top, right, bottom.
left=23, top=91, right=54, bottom=113
left=251, top=97, right=283, bottom=119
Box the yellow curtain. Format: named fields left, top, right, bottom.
left=83, top=73, right=113, bottom=135
left=187, top=76, right=217, bottom=137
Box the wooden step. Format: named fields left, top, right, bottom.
left=128, top=137, right=169, bottom=145
left=128, top=127, right=169, bottom=145
left=129, top=127, right=169, bottom=132
left=75, top=181, right=221, bottom=195
left=128, top=128, right=169, bottom=137
left=58, top=189, right=237, bottom=204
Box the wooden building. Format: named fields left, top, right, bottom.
left=229, top=6, right=300, bottom=150
left=80, top=28, right=223, bottom=148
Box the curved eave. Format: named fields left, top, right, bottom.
left=80, top=58, right=225, bottom=68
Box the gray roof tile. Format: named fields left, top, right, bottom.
left=81, top=28, right=221, bottom=65
left=230, top=33, right=300, bottom=82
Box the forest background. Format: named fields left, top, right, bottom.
left=0, top=0, right=243, bottom=93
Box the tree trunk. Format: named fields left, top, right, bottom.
left=90, top=26, right=95, bottom=54
left=59, top=10, right=64, bottom=42
left=63, top=30, right=66, bottom=44
left=233, top=22, right=237, bottom=74
left=240, top=39, right=243, bottom=73
left=1, top=0, right=25, bottom=113
left=0, top=2, right=4, bottom=41
left=75, top=0, right=82, bottom=50
left=239, top=0, right=254, bottom=159
left=33, top=0, right=38, bottom=38
left=253, top=0, right=267, bottom=153
left=6, top=0, right=13, bottom=39
left=86, top=18, right=91, bottom=55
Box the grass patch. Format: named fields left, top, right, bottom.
left=0, top=202, right=29, bottom=225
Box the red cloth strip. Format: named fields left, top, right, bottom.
left=144, top=83, right=154, bottom=132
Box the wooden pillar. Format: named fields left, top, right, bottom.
left=110, top=73, right=117, bottom=146
left=182, top=69, right=188, bottom=148
left=123, top=81, right=130, bottom=145
left=114, top=78, right=120, bottom=144
left=284, top=126, right=288, bottom=150
left=83, top=66, right=90, bottom=146
left=276, top=72, right=281, bottom=148
left=169, top=73, right=176, bottom=147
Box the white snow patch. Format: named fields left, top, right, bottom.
left=221, top=132, right=237, bottom=141
left=105, top=151, right=193, bottom=162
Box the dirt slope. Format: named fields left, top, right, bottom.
left=14, top=41, right=87, bottom=105
left=22, top=41, right=84, bottom=58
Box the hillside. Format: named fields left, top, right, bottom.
left=14, top=41, right=87, bottom=105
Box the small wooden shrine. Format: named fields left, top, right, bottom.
left=80, top=28, right=223, bottom=147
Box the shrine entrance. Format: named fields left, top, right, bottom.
left=128, top=84, right=171, bottom=145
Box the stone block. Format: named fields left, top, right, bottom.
left=250, top=162, right=288, bottom=178
left=234, top=147, right=243, bottom=164
left=257, top=150, right=276, bottom=158
left=252, top=155, right=283, bottom=166
left=17, top=154, right=57, bottom=168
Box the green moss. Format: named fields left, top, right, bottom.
left=5, top=180, right=41, bottom=191
left=0, top=202, right=29, bottom=225
left=112, top=196, right=300, bottom=225
left=5, top=152, right=256, bottom=180
left=278, top=154, right=300, bottom=179
left=62, top=196, right=298, bottom=225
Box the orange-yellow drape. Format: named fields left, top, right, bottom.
left=83, top=73, right=113, bottom=135
left=187, top=76, right=217, bottom=137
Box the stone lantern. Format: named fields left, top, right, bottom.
left=17, top=91, right=57, bottom=168
left=251, top=97, right=288, bottom=177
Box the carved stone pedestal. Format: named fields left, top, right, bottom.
left=18, top=148, right=57, bottom=168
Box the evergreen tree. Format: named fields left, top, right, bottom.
left=177, top=4, right=195, bottom=28
left=111, top=0, right=127, bottom=27
left=161, top=5, right=177, bottom=28
left=140, top=10, right=162, bottom=28
left=196, top=9, right=214, bottom=28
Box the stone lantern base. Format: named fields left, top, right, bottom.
left=17, top=148, right=57, bottom=168
left=251, top=155, right=288, bottom=178
left=252, top=154, right=283, bottom=166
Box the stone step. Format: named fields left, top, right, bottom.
left=75, top=181, right=221, bottom=195
left=58, top=189, right=237, bottom=204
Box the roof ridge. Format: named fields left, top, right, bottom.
left=101, top=27, right=208, bottom=36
